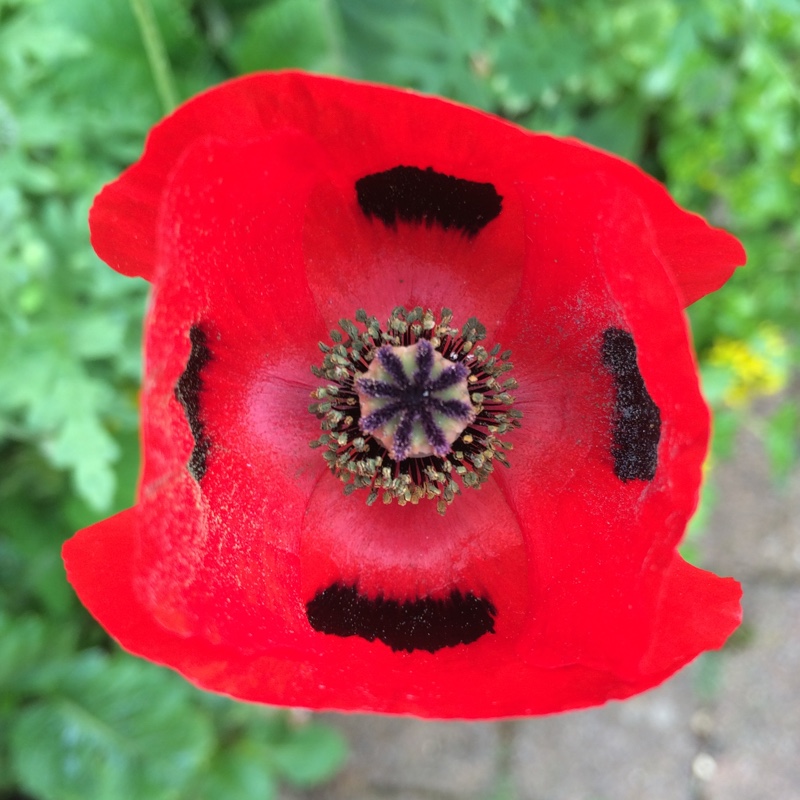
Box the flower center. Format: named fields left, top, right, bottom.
left=356, top=340, right=475, bottom=461
left=309, top=307, right=521, bottom=514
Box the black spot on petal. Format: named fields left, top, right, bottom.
left=306, top=584, right=496, bottom=653
left=355, top=166, right=502, bottom=237
left=602, top=327, right=661, bottom=482
left=174, top=325, right=212, bottom=481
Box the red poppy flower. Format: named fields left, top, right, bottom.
left=63, top=71, right=745, bottom=719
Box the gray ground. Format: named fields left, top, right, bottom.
left=288, top=420, right=800, bottom=800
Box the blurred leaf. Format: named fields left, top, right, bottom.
left=228, top=0, right=341, bottom=73
left=0, top=612, right=75, bottom=691
left=0, top=445, right=81, bottom=619
left=269, top=722, right=348, bottom=786
left=710, top=408, right=739, bottom=461
left=480, top=0, right=520, bottom=27
left=9, top=654, right=215, bottom=800
left=191, top=739, right=278, bottom=800
left=765, top=399, right=799, bottom=478
left=336, top=0, right=495, bottom=107
left=693, top=651, right=724, bottom=701
left=573, top=99, right=646, bottom=160
left=46, top=413, right=120, bottom=510
left=682, top=473, right=716, bottom=560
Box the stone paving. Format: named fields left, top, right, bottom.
left=288, top=425, right=800, bottom=800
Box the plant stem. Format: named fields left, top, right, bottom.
left=129, top=0, right=179, bottom=114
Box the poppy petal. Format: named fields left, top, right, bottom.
left=641, top=554, right=743, bottom=676
left=487, top=170, right=732, bottom=677
left=64, top=508, right=739, bottom=717
left=131, top=131, right=331, bottom=644
left=91, top=72, right=742, bottom=302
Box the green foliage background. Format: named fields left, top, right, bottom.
left=1, top=0, right=798, bottom=798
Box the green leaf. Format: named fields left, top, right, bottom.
left=0, top=612, right=74, bottom=691
left=573, top=99, right=646, bottom=160
left=765, top=400, right=799, bottom=478
left=9, top=654, right=215, bottom=800
left=192, top=739, right=278, bottom=800
left=681, top=477, right=716, bottom=563
left=269, top=722, right=348, bottom=787
left=0, top=452, right=80, bottom=619
left=710, top=408, right=739, bottom=461
left=481, top=0, right=520, bottom=27
left=228, top=0, right=340, bottom=73
left=48, top=413, right=120, bottom=510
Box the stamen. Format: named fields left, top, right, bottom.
left=309, top=307, right=521, bottom=514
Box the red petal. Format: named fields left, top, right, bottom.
left=509, top=134, right=746, bottom=306
left=91, top=73, right=742, bottom=300
left=132, top=132, right=329, bottom=644
left=64, top=509, right=739, bottom=718
left=302, top=179, right=525, bottom=337
left=641, top=554, right=742, bottom=676
left=299, top=476, right=529, bottom=637
left=491, top=170, right=720, bottom=676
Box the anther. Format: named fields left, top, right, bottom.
left=308, top=307, right=521, bottom=513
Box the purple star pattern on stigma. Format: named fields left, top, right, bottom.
left=357, top=339, right=474, bottom=461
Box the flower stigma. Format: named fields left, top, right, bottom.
left=309, top=307, right=521, bottom=514
left=357, top=339, right=475, bottom=461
